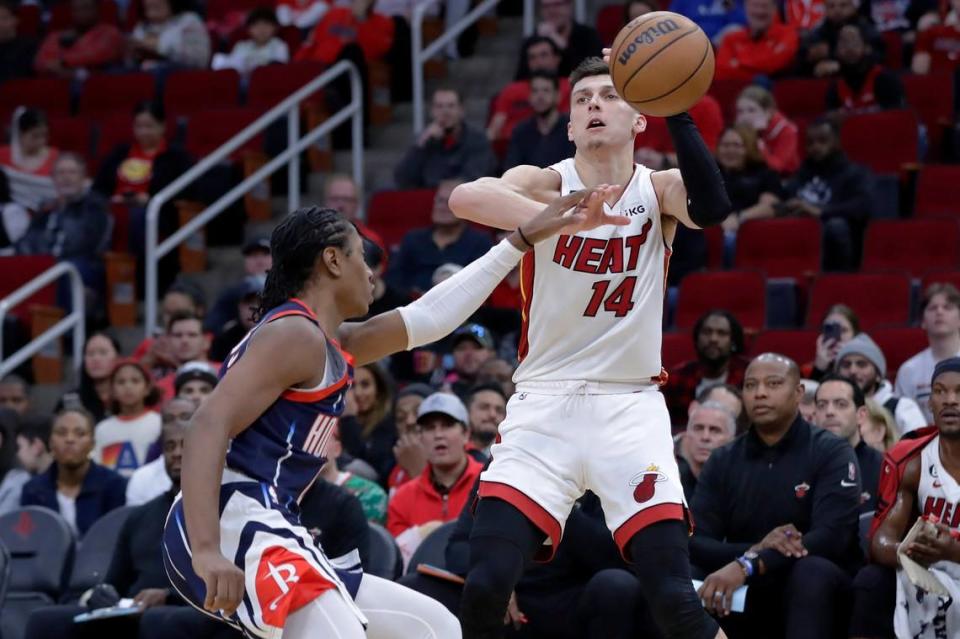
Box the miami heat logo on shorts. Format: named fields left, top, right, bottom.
left=629, top=464, right=667, bottom=503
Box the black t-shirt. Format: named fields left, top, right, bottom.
left=105, top=491, right=176, bottom=600
left=721, top=164, right=784, bottom=213
left=299, top=477, right=371, bottom=566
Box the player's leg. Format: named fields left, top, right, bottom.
left=354, top=573, right=462, bottom=639
left=282, top=589, right=367, bottom=639
left=460, top=497, right=547, bottom=639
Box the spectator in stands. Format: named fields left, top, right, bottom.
left=154, top=311, right=216, bottom=400
left=799, top=378, right=819, bottom=422
left=126, top=396, right=193, bottom=505
left=626, top=0, right=656, bottom=21
left=211, top=6, right=289, bottom=73
left=318, top=422, right=388, bottom=524
left=130, top=0, right=211, bottom=70
left=294, top=0, right=394, bottom=66
left=735, top=86, right=800, bottom=174
left=537, top=0, right=603, bottom=75
left=781, top=118, right=871, bottom=271
left=676, top=400, right=737, bottom=501
left=715, top=0, right=799, bottom=80
left=173, top=361, right=218, bottom=406
left=802, top=0, right=883, bottom=76
left=837, top=333, right=928, bottom=434
left=0, top=0, right=37, bottom=85
left=21, top=408, right=127, bottom=535
left=0, top=167, right=25, bottom=253
left=911, top=0, right=960, bottom=74
left=861, top=0, right=936, bottom=33
left=503, top=71, right=576, bottom=171
left=210, top=275, right=263, bottom=362
left=0, top=108, right=59, bottom=212
left=896, top=283, right=960, bottom=425
left=444, top=323, right=497, bottom=401
left=493, top=36, right=570, bottom=144
left=386, top=384, right=433, bottom=493
left=395, top=89, right=495, bottom=188
left=695, top=382, right=747, bottom=431
left=387, top=179, right=493, bottom=293
left=33, top=0, right=123, bottom=77
left=465, top=382, right=506, bottom=460
left=15, top=416, right=51, bottom=475
left=669, top=0, right=747, bottom=43
left=299, top=471, right=372, bottom=573
left=276, top=0, right=329, bottom=29
left=814, top=374, right=882, bottom=511
left=824, top=23, right=905, bottom=113
left=57, top=331, right=121, bottom=422
left=0, top=374, right=30, bottom=415
left=0, top=408, right=29, bottom=514
left=339, top=362, right=396, bottom=482
left=692, top=353, right=861, bottom=638
left=862, top=397, right=899, bottom=452
left=664, top=310, right=749, bottom=427
left=134, top=280, right=206, bottom=378
left=715, top=125, right=784, bottom=240
left=205, top=237, right=270, bottom=333
left=807, top=303, right=860, bottom=380
left=355, top=238, right=407, bottom=319
left=476, top=357, right=516, bottom=398
left=321, top=174, right=386, bottom=253
left=94, top=360, right=161, bottom=476
left=387, top=392, right=483, bottom=565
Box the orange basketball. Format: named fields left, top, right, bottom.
left=609, top=11, right=715, bottom=117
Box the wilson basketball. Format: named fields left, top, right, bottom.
left=610, top=11, right=715, bottom=117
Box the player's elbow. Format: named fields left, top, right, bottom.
left=448, top=180, right=487, bottom=222
left=689, top=189, right=733, bottom=228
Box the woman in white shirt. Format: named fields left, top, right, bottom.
left=130, top=0, right=211, bottom=70
left=93, top=360, right=162, bottom=477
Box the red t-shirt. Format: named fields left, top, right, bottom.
left=715, top=24, right=800, bottom=81
left=915, top=24, right=960, bottom=74
left=115, top=143, right=165, bottom=198
left=386, top=456, right=483, bottom=536
left=760, top=110, right=800, bottom=174
left=490, top=78, right=572, bottom=141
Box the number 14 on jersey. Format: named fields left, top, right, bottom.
left=583, top=276, right=637, bottom=317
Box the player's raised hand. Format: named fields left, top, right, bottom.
left=568, top=184, right=630, bottom=234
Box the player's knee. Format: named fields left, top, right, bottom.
left=461, top=556, right=516, bottom=612
left=785, top=556, right=846, bottom=606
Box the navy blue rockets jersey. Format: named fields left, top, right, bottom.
left=221, top=298, right=353, bottom=511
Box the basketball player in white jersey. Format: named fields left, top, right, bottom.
left=449, top=57, right=731, bottom=639
left=871, top=357, right=960, bottom=638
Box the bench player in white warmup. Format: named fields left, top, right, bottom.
left=450, top=57, right=732, bottom=639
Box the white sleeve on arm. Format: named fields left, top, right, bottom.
left=397, top=239, right=524, bottom=350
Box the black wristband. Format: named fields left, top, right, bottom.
left=516, top=227, right=534, bottom=249
left=666, top=111, right=731, bottom=227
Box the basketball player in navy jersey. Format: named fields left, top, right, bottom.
left=162, top=190, right=627, bottom=639
left=449, top=57, right=731, bottom=639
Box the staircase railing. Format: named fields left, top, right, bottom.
left=0, top=262, right=84, bottom=378
left=144, top=59, right=364, bottom=338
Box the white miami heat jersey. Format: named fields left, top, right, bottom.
left=919, top=435, right=960, bottom=531
left=513, top=158, right=669, bottom=386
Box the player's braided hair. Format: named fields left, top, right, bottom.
left=256, top=206, right=352, bottom=321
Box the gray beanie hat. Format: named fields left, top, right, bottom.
left=836, top=333, right=887, bottom=379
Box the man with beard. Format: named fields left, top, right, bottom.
left=814, top=374, right=883, bottom=512
left=866, top=358, right=960, bottom=639
left=824, top=24, right=904, bottom=114
left=665, top=310, right=749, bottom=428
left=466, top=383, right=507, bottom=461
left=504, top=71, right=576, bottom=171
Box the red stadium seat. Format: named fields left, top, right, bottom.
left=183, top=108, right=264, bottom=159
left=902, top=73, right=954, bottom=157
left=206, top=0, right=263, bottom=21
left=750, top=329, right=818, bottom=364
left=0, top=256, right=57, bottom=324
left=49, top=2, right=119, bottom=30
left=164, top=69, right=240, bottom=118
left=920, top=270, right=960, bottom=295
left=675, top=270, right=766, bottom=333
left=734, top=218, right=821, bottom=279
left=79, top=73, right=156, bottom=116
left=708, top=78, right=750, bottom=122
left=95, top=113, right=135, bottom=158
left=861, top=219, right=960, bottom=277
left=806, top=273, right=911, bottom=330
left=47, top=115, right=95, bottom=165
left=772, top=78, right=831, bottom=120
left=367, top=189, right=436, bottom=250
left=880, top=30, right=903, bottom=70
left=0, top=78, right=72, bottom=120
left=840, top=110, right=918, bottom=175
left=872, top=327, right=927, bottom=379
left=597, top=4, right=624, bottom=46
left=662, top=331, right=695, bottom=370
left=247, top=62, right=327, bottom=112
left=110, top=202, right=131, bottom=252
left=16, top=4, right=41, bottom=37
left=914, top=164, right=960, bottom=218
left=703, top=226, right=724, bottom=269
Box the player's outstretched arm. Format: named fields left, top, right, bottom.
left=341, top=189, right=624, bottom=365
left=448, top=165, right=561, bottom=230
left=870, top=456, right=920, bottom=567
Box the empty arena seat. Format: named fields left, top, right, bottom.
left=861, top=219, right=960, bottom=277
left=921, top=270, right=960, bottom=294
left=772, top=78, right=831, bottom=120
left=164, top=69, right=241, bottom=117
left=49, top=2, right=119, bottom=30
left=675, top=270, right=766, bottom=333
left=66, top=506, right=135, bottom=597
left=750, top=329, right=818, bottom=364
left=0, top=78, right=72, bottom=120
left=872, top=327, right=928, bottom=379
left=662, top=332, right=696, bottom=370
left=597, top=4, right=625, bottom=45
left=914, top=165, right=960, bottom=218
left=15, top=4, right=40, bottom=37
left=48, top=115, right=96, bottom=165
left=247, top=62, right=327, bottom=112
left=708, top=78, right=750, bottom=122
left=806, top=273, right=911, bottom=330
left=405, top=521, right=455, bottom=575
left=79, top=73, right=156, bottom=116
left=734, top=218, right=821, bottom=279
left=902, top=73, right=954, bottom=155
left=0, top=256, right=57, bottom=324
left=367, top=189, right=436, bottom=250
left=880, top=30, right=903, bottom=69
left=183, top=108, right=264, bottom=159
left=840, top=110, right=919, bottom=175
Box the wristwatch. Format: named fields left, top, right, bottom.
left=736, top=551, right=760, bottom=579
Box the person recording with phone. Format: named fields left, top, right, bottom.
left=804, top=304, right=859, bottom=382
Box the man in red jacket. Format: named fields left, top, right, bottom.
left=387, top=392, right=484, bottom=567
left=716, top=0, right=799, bottom=81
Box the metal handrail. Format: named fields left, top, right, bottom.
left=144, top=60, right=364, bottom=337
left=0, top=262, right=84, bottom=378
left=413, top=0, right=586, bottom=134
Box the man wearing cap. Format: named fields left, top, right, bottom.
left=837, top=333, right=927, bottom=435
left=204, top=237, right=272, bottom=333
left=209, top=275, right=265, bottom=362
left=445, top=323, right=497, bottom=401
left=173, top=361, right=219, bottom=406
left=387, top=392, right=483, bottom=567
left=856, top=357, right=960, bottom=639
